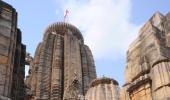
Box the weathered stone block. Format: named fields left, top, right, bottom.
left=123, top=11, right=170, bottom=100
left=0, top=55, right=8, bottom=64
left=0, top=26, right=11, bottom=38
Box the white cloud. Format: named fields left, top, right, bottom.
left=57, top=0, right=141, bottom=59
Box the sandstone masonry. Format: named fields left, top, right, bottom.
left=0, top=1, right=26, bottom=100
left=1, top=1, right=170, bottom=100
left=121, top=12, right=170, bottom=100
left=26, top=22, right=96, bottom=100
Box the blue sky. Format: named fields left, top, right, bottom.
left=4, top=0, right=170, bottom=86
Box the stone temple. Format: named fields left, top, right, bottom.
left=120, top=11, right=170, bottom=100
left=0, top=1, right=170, bottom=100
left=25, top=22, right=96, bottom=100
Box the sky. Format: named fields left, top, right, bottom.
left=3, top=0, right=170, bottom=86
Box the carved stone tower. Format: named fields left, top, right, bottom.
left=27, top=22, right=96, bottom=100
left=121, top=12, right=170, bottom=100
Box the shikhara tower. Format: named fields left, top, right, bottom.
left=26, top=22, right=96, bottom=100
left=1, top=1, right=170, bottom=100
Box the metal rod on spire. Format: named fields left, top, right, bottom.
left=64, top=9, right=69, bottom=22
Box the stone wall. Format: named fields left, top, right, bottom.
left=11, top=29, right=26, bottom=100
left=0, top=1, right=26, bottom=100
left=121, top=12, right=170, bottom=100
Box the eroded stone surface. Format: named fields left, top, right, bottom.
left=26, top=22, right=96, bottom=100
left=85, top=77, right=120, bottom=100
left=1, top=1, right=170, bottom=100
left=0, top=1, right=26, bottom=100
left=121, top=12, right=170, bottom=100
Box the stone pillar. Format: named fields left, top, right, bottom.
left=84, top=46, right=96, bottom=82
left=63, top=29, right=83, bottom=99
left=151, top=61, right=170, bottom=100
left=81, top=45, right=96, bottom=94
left=38, top=33, right=55, bottom=99
left=81, top=45, right=89, bottom=94
left=11, top=29, right=26, bottom=100
left=50, top=34, right=64, bottom=100
left=0, top=1, right=17, bottom=98
left=27, top=43, right=41, bottom=100
left=35, top=43, right=43, bottom=99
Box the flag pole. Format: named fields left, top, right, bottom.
left=64, top=9, right=69, bottom=22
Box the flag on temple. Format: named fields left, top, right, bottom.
left=64, top=9, right=69, bottom=22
